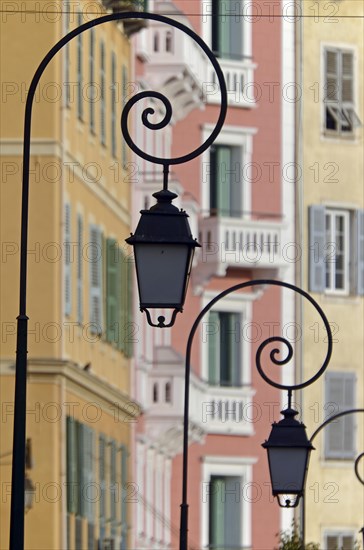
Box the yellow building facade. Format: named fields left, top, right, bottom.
left=300, top=1, right=364, bottom=547
left=0, top=1, right=145, bottom=548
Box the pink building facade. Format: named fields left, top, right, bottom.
left=130, top=1, right=296, bottom=548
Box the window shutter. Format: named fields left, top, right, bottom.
left=356, top=209, right=364, bottom=295
left=84, top=426, right=94, bottom=521
left=66, top=416, right=78, bottom=513
left=224, top=477, right=241, bottom=548
left=89, top=225, right=103, bottom=333
left=209, top=477, right=224, bottom=547
left=208, top=311, right=219, bottom=385
left=325, top=373, right=356, bottom=459
left=325, top=50, right=339, bottom=101
left=99, top=435, right=106, bottom=522
left=229, top=313, right=241, bottom=386
left=125, top=259, right=134, bottom=358
left=117, top=250, right=126, bottom=352
left=77, top=12, right=83, bottom=120
left=64, top=203, right=72, bottom=316
left=120, top=445, right=128, bottom=549
left=106, top=238, right=118, bottom=343
left=309, top=205, right=326, bottom=292
left=77, top=422, right=86, bottom=517
left=77, top=214, right=83, bottom=324
left=230, top=147, right=241, bottom=218
left=341, top=52, right=354, bottom=103
left=110, top=441, right=117, bottom=524
left=217, top=146, right=232, bottom=217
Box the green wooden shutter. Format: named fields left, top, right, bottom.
left=106, top=238, right=118, bottom=343
left=77, top=422, right=85, bottom=517
left=229, top=313, right=241, bottom=386
left=84, top=426, right=94, bottom=521
left=208, top=311, right=219, bottom=385
left=99, top=435, right=106, bottom=522
left=66, top=416, right=78, bottom=513
left=209, top=477, right=224, bottom=549
left=110, top=440, right=117, bottom=525
left=217, top=146, right=231, bottom=217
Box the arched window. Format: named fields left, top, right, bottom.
left=165, top=382, right=171, bottom=403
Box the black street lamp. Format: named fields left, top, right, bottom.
left=263, top=406, right=314, bottom=508
left=10, top=11, right=227, bottom=550
left=178, top=280, right=333, bottom=550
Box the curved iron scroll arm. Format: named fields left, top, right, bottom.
left=310, top=408, right=364, bottom=443
left=180, top=279, right=333, bottom=550
left=355, top=452, right=364, bottom=486
left=13, top=11, right=227, bottom=550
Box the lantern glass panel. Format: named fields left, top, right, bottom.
left=135, top=243, right=191, bottom=306
left=268, top=447, right=308, bottom=494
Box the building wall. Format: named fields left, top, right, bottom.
left=300, top=0, right=364, bottom=547
left=0, top=1, right=142, bottom=548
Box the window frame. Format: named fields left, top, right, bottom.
left=201, top=456, right=255, bottom=550
left=201, top=125, right=256, bottom=220
left=323, top=530, right=356, bottom=550
left=324, top=208, right=350, bottom=295
left=202, top=291, right=253, bottom=387
left=322, top=44, right=361, bottom=138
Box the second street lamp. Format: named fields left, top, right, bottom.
left=263, top=404, right=314, bottom=508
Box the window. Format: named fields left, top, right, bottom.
left=121, top=65, right=128, bottom=166
left=89, top=225, right=103, bottom=333
left=77, top=214, right=83, bottom=324
left=207, top=311, right=241, bottom=386
left=309, top=206, right=364, bottom=295
left=210, top=144, right=241, bottom=217
left=89, top=29, right=95, bottom=133
left=111, top=52, right=117, bottom=158
left=211, top=0, right=242, bottom=59
left=64, top=203, right=72, bottom=316
left=77, top=12, right=83, bottom=120
left=324, top=48, right=361, bottom=135
left=325, top=209, right=350, bottom=293
left=100, top=41, right=106, bottom=145
left=325, top=372, right=356, bottom=459
left=209, top=476, right=242, bottom=549
left=325, top=531, right=356, bottom=550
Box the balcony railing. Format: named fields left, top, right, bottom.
left=205, top=57, right=256, bottom=108
left=198, top=214, right=286, bottom=275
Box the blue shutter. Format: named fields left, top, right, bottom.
left=66, top=416, right=78, bottom=513
left=356, top=209, right=364, bottom=295
left=309, top=205, right=326, bottom=292
left=224, top=477, right=241, bottom=547
left=64, top=204, right=72, bottom=316
left=325, top=373, right=356, bottom=459
left=99, top=435, right=106, bottom=522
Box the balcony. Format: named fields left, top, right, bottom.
left=196, top=215, right=286, bottom=281
left=141, top=347, right=255, bottom=451
left=135, top=3, right=207, bottom=120
left=101, top=0, right=148, bottom=36
left=205, top=57, right=257, bottom=108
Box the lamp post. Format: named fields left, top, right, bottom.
left=10, top=11, right=227, bottom=550
left=179, top=279, right=333, bottom=550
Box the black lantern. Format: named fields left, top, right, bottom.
left=126, top=189, right=200, bottom=327
left=262, top=407, right=314, bottom=508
